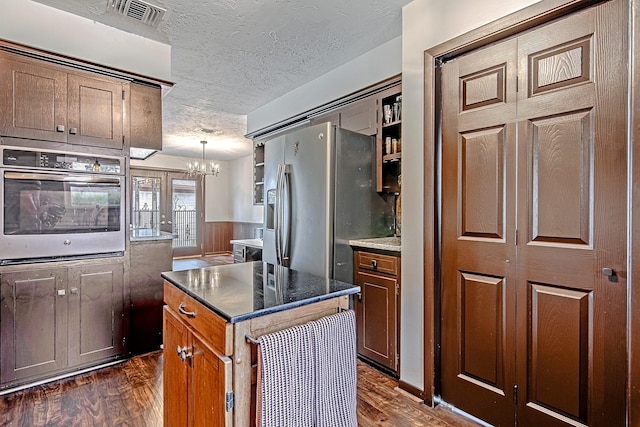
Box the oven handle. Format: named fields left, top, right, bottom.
left=3, top=171, right=121, bottom=184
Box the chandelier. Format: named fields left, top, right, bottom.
left=186, top=140, right=220, bottom=177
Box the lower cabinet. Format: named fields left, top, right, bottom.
left=0, top=261, right=124, bottom=387
left=129, top=239, right=173, bottom=355
left=163, top=284, right=233, bottom=427
left=354, top=250, right=400, bottom=374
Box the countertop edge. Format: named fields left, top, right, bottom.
left=131, top=231, right=177, bottom=242
left=161, top=272, right=359, bottom=324
left=349, top=239, right=401, bottom=253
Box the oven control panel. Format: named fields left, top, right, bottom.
left=1, top=147, right=123, bottom=174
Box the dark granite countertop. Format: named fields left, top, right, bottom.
left=161, top=262, right=359, bottom=324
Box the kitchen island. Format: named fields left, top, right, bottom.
left=161, top=261, right=359, bottom=426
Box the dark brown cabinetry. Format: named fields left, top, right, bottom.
left=130, top=82, right=163, bottom=151
left=129, top=239, right=173, bottom=356
left=309, top=97, right=377, bottom=136
left=0, top=261, right=124, bottom=387
left=354, top=250, right=400, bottom=374
left=67, top=263, right=125, bottom=366
left=0, top=52, right=126, bottom=149
left=163, top=283, right=233, bottom=427
left=375, top=85, right=402, bottom=193
left=0, top=267, right=67, bottom=384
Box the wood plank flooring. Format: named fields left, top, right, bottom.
left=0, top=351, right=479, bottom=426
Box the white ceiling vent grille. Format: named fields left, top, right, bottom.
left=107, top=0, right=166, bottom=28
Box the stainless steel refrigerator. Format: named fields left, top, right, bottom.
left=263, top=122, right=393, bottom=283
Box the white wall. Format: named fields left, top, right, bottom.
left=230, top=155, right=264, bottom=223
left=131, top=154, right=232, bottom=222
left=247, top=36, right=403, bottom=134
left=0, top=0, right=171, bottom=82
left=400, top=0, right=540, bottom=391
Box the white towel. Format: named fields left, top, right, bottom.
left=312, top=310, right=358, bottom=427
left=257, top=323, right=315, bottom=427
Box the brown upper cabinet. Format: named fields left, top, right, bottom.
left=339, top=97, right=377, bottom=136
left=0, top=51, right=127, bottom=150
left=130, top=82, right=163, bottom=151
left=309, top=97, right=376, bottom=136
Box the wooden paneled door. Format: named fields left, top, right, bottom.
left=440, top=1, right=628, bottom=426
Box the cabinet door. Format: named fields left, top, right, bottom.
left=129, top=240, right=172, bottom=356
left=67, top=262, right=124, bottom=366
left=190, top=330, right=233, bottom=427
left=164, top=307, right=189, bottom=427
left=340, top=98, right=377, bottom=136
left=67, top=72, right=125, bottom=149
left=355, top=270, right=398, bottom=371
left=0, top=55, right=68, bottom=142
left=130, top=82, right=162, bottom=151
left=0, top=268, right=68, bottom=384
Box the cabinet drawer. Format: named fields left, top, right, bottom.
left=163, top=282, right=232, bottom=356
left=356, top=251, right=399, bottom=276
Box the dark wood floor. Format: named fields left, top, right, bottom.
left=0, top=351, right=479, bottom=426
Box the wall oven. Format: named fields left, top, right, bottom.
left=0, top=146, right=125, bottom=264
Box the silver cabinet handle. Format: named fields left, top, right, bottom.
left=56, top=125, right=65, bottom=132
left=57, top=289, right=66, bottom=296
left=69, top=127, right=78, bottom=135
left=602, top=267, right=615, bottom=277
left=178, top=302, right=196, bottom=318
left=180, top=349, right=193, bottom=362
left=70, top=287, right=78, bottom=295
left=168, top=221, right=172, bottom=225
left=176, top=346, right=192, bottom=362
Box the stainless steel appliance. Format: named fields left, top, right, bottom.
left=0, top=146, right=125, bottom=264
left=263, top=123, right=393, bottom=283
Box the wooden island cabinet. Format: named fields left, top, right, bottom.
left=161, top=262, right=358, bottom=427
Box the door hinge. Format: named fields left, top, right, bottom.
left=395, top=353, right=400, bottom=370
left=513, top=384, right=518, bottom=405
left=514, top=229, right=518, bottom=245
left=225, top=391, right=235, bottom=412
left=122, top=90, right=126, bottom=100
left=396, top=283, right=400, bottom=296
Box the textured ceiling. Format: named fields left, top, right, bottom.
left=32, top=0, right=410, bottom=160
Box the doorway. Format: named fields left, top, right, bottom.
left=130, top=168, right=203, bottom=258
left=438, top=1, right=628, bottom=425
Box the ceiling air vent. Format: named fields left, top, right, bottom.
left=107, top=0, right=166, bottom=28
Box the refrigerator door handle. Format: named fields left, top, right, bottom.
left=281, top=165, right=291, bottom=266
left=275, top=164, right=284, bottom=265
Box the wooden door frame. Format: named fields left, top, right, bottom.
left=422, top=0, right=639, bottom=422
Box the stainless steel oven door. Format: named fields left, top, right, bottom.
left=1, top=170, right=125, bottom=263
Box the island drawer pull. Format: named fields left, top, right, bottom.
left=178, top=302, right=196, bottom=318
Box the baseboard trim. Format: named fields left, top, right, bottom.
left=398, top=380, right=425, bottom=401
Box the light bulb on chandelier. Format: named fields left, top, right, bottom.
left=186, top=140, right=220, bottom=177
